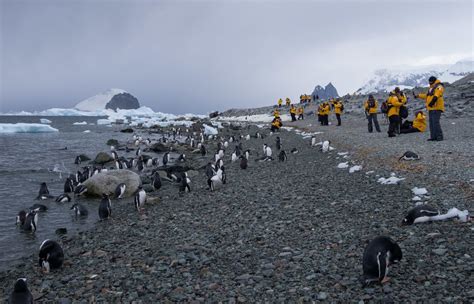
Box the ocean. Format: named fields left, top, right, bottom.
left=0, top=115, right=140, bottom=271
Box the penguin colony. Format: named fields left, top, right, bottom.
left=8, top=124, right=470, bottom=300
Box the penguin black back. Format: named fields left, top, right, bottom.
left=98, top=194, right=112, bottom=220
left=39, top=239, right=64, bottom=272
left=402, top=205, right=439, bottom=225
left=152, top=172, right=162, bottom=190
left=37, top=182, right=52, bottom=200
left=362, top=236, right=402, bottom=286
left=9, top=278, right=33, bottom=304
left=240, top=156, right=248, bottom=169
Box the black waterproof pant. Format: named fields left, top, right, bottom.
left=336, top=114, right=341, bottom=126
left=367, top=113, right=381, bottom=132
left=298, top=114, right=304, bottom=120
left=400, top=127, right=420, bottom=134
left=291, top=113, right=296, bottom=121
left=322, top=115, right=329, bottom=125
left=388, top=115, right=400, bottom=137
left=428, top=110, right=443, bottom=140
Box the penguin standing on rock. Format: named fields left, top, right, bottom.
left=39, top=239, right=64, bottom=273
left=134, top=186, right=147, bottom=212
left=115, top=183, right=127, bottom=199
left=36, top=182, right=53, bottom=200
left=401, top=205, right=440, bottom=225
left=9, top=278, right=33, bottom=304
left=98, top=193, right=112, bottom=220
left=362, top=236, right=402, bottom=286
left=179, top=172, right=191, bottom=193
left=71, top=203, right=88, bottom=217
left=55, top=193, right=71, bottom=203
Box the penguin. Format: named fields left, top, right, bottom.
left=9, top=278, right=33, bottom=304
left=145, top=138, right=152, bottom=146
left=179, top=172, right=191, bottom=193
left=146, top=158, right=153, bottom=167
left=22, top=211, right=38, bottom=232
left=321, top=140, right=331, bottom=153
left=136, top=157, right=144, bottom=172
left=401, top=205, right=440, bottom=225
left=399, top=151, right=420, bottom=161
left=115, top=160, right=123, bottom=170
left=111, top=150, right=119, bottom=160
left=245, top=134, right=250, bottom=140
left=64, top=177, right=74, bottom=193
left=152, top=172, right=162, bottom=190
left=234, top=145, right=242, bottom=157
left=208, top=167, right=224, bottom=191
left=264, top=144, right=272, bottom=158
left=362, top=236, right=402, bottom=286
left=74, top=184, right=88, bottom=196
left=98, top=193, right=112, bottom=220
left=71, top=203, right=88, bottom=216
left=16, top=210, right=27, bottom=226
left=55, top=193, right=71, bottom=203
left=229, top=136, right=235, bottom=143
left=152, top=158, right=160, bottom=166
left=240, top=156, right=248, bottom=169
left=276, top=136, right=282, bottom=150
left=29, top=204, right=47, bottom=212
left=200, top=145, right=207, bottom=156
left=36, top=182, right=53, bottom=200
left=218, top=149, right=225, bottom=160
left=38, top=239, right=64, bottom=273
left=115, top=183, right=127, bottom=199
left=231, top=151, right=238, bottom=162
left=223, top=141, right=229, bottom=148
left=163, top=152, right=170, bottom=166
left=206, top=162, right=216, bottom=180
left=74, top=155, right=82, bottom=165
left=136, top=147, right=141, bottom=156
left=290, top=148, right=299, bottom=154
left=178, top=154, right=186, bottom=162
left=216, top=158, right=224, bottom=169
left=245, top=149, right=250, bottom=160
left=75, top=171, right=82, bottom=184
left=311, top=137, right=317, bottom=147
left=134, top=186, right=147, bottom=212
left=278, top=150, right=288, bottom=162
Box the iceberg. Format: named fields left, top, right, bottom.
left=0, top=123, right=59, bottom=133
left=40, top=118, right=52, bottom=124
left=74, top=88, right=126, bottom=111
left=203, top=124, right=218, bottom=135
left=73, top=121, right=88, bottom=125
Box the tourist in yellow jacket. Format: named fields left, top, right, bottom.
left=297, top=106, right=304, bottom=120
left=364, top=95, right=381, bottom=133
left=400, top=111, right=426, bottom=134
left=413, top=76, right=445, bottom=141
left=285, top=98, right=291, bottom=107
left=289, top=104, right=297, bottom=121
left=278, top=98, right=283, bottom=108
left=271, top=117, right=282, bottom=132
left=387, top=88, right=403, bottom=137
left=321, top=102, right=330, bottom=126
left=273, top=108, right=280, bottom=118
left=334, top=100, right=343, bottom=126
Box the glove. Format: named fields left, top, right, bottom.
left=428, top=96, right=438, bottom=107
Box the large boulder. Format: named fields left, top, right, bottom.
left=149, top=143, right=169, bottom=153
left=94, top=152, right=114, bottom=165
left=105, top=93, right=140, bottom=111
left=82, top=170, right=140, bottom=198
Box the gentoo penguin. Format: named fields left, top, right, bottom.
left=39, top=239, right=64, bottom=273
left=321, top=140, right=331, bottom=153
left=311, top=136, right=317, bottom=147
left=290, top=148, right=299, bottom=154
left=136, top=157, right=144, bottom=172
left=64, top=177, right=74, bottom=193
left=16, top=210, right=27, bottom=226
left=276, top=137, right=282, bottom=150
left=9, top=278, right=33, bottom=304
left=134, top=186, right=147, bottom=212
left=71, top=203, right=88, bottom=217
left=55, top=193, right=71, bottom=203
left=163, top=152, right=170, bottom=166
left=278, top=150, right=288, bottom=162
left=200, top=145, right=207, bottom=156
left=136, top=147, right=141, bottom=156
left=115, top=159, right=123, bottom=170
left=74, top=155, right=82, bottom=165
left=22, top=211, right=38, bottom=232
left=115, top=183, right=127, bottom=199
left=179, top=172, right=191, bottom=193
left=240, top=156, right=248, bottom=169
left=98, top=193, right=112, bottom=220
left=208, top=167, right=224, bottom=191
left=401, top=205, right=439, bottom=225
left=29, top=204, right=47, bottom=212
left=152, top=172, right=162, bottom=190
left=146, top=158, right=153, bottom=167
left=399, top=151, right=420, bottom=161
left=178, top=154, right=186, bottom=162
left=36, top=182, right=53, bottom=200
left=264, top=144, right=272, bottom=158
left=152, top=158, right=160, bottom=166
left=231, top=151, right=238, bottom=162
left=112, top=150, right=119, bottom=160
left=362, top=236, right=402, bottom=286
left=74, top=184, right=88, bottom=196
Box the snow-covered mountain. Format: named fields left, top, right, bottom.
left=357, top=60, right=474, bottom=94
left=74, top=88, right=127, bottom=111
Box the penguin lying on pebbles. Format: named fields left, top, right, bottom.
left=98, top=193, right=112, bottom=220
left=39, top=239, right=64, bottom=273
left=399, top=151, right=420, bottom=161
left=290, top=148, right=298, bottom=154
left=71, top=203, right=88, bottom=217
left=36, top=182, right=53, bottom=200
left=362, top=236, right=402, bottom=286
left=55, top=193, right=71, bottom=203
left=9, top=278, right=33, bottom=304
left=402, top=205, right=439, bottom=225
left=115, top=183, right=126, bottom=199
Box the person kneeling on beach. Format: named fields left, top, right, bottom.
left=271, top=117, right=282, bottom=132
left=364, top=95, right=381, bottom=133
left=290, top=104, right=297, bottom=122
left=400, top=111, right=426, bottom=134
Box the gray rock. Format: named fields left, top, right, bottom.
left=105, top=92, right=140, bottom=111
left=82, top=169, right=140, bottom=198
left=317, top=292, right=328, bottom=300
left=94, top=152, right=114, bottom=165
left=432, top=248, right=448, bottom=256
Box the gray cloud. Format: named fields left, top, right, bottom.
left=1, top=0, right=472, bottom=114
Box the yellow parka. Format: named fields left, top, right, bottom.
left=273, top=109, right=280, bottom=118
left=387, top=93, right=403, bottom=117
left=412, top=112, right=426, bottom=132
left=286, top=98, right=291, bottom=106
left=334, top=102, right=343, bottom=114
left=364, top=99, right=378, bottom=114
left=272, top=119, right=282, bottom=128
left=278, top=98, right=283, bottom=106
left=417, top=79, right=445, bottom=111
left=290, top=106, right=297, bottom=114
left=297, top=107, right=304, bottom=115
left=320, top=103, right=330, bottom=115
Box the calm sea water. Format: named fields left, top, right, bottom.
left=0, top=116, right=141, bottom=271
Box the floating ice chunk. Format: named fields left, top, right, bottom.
left=97, top=119, right=112, bottom=125
left=412, top=187, right=428, bottom=195
left=73, top=121, right=88, bottom=125
left=378, top=175, right=405, bottom=184
left=203, top=124, right=218, bottom=135
left=0, top=123, right=59, bottom=133
left=349, top=165, right=362, bottom=173
left=83, top=130, right=91, bottom=133
left=40, top=118, right=52, bottom=124
left=412, top=196, right=422, bottom=201
left=337, top=162, right=349, bottom=169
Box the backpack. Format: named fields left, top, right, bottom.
left=340, top=103, right=344, bottom=111
left=380, top=101, right=389, bottom=114
left=399, top=105, right=408, bottom=119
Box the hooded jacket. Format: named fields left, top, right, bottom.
left=412, top=112, right=426, bottom=132
left=364, top=99, right=378, bottom=114
left=387, top=92, right=403, bottom=117
left=417, top=79, right=445, bottom=111
left=334, top=102, right=343, bottom=114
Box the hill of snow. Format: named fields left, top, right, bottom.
left=357, top=60, right=474, bottom=94
left=74, top=88, right=127, bottom=111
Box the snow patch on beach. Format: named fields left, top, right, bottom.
left=378, top=173, right=405, bottom=184
left=0, top=123, right=59, bottom=133
left=349, top=165, right=362, bottom=173
left=412, top=187, right=428, bottom=195
left=216, top=114, right=291, bottom=123
left=337, top=162, right=349, bottom=169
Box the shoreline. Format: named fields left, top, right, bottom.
left=1, top=112, right=473, bottom=302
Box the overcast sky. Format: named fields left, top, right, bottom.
left=1, top=0, right=472, bottom=114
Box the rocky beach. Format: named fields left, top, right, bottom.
left=0, top=101, right=473, bottom=303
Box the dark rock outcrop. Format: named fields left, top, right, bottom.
left=311, top=83, right=340, bottom=100
left=105, top=93, right=140, bottom=111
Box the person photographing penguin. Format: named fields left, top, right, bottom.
left=413, top=76, right=445, bottom=141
